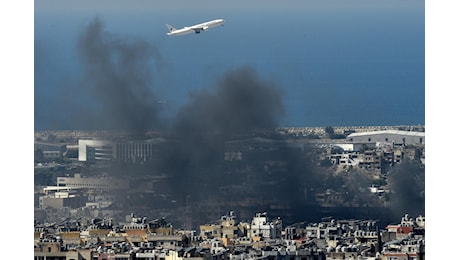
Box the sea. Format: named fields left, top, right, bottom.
left=34, top=2, right=425, bottom=130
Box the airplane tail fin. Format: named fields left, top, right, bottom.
left=165, top=24, right=177, bottom=33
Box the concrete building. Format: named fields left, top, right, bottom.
left=33, top=210, right=424, bottom=260
left=57, top=173, right=128, bottom=190
left=38, top=174, right=128, bottom=210
left=35, top=141, right=67, bottom=153
left=347, top=130, right=425, bottom=146
left=34, top=240, right=94, bottom=260
left=78, top=138, right=168, bottom=163
left=199, top=211, right=246, bottom=241
left=381, top=238, right=425, bottom=260
left=328, top=152, right=361, bottom=166
left=249, top=212, right=282, bottom=240
left=39, top=189, right=87, bottom=210
left=78, top=139, right=114, bottom=162
left=115, top=138, right=167, bottom=163
left=43, top=150, right=63, bottom=160
left=382, top=214, right=425, bottom=242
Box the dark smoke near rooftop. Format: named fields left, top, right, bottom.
left=387, top=160, right=425, bottom=219
left=78, top=17, right=164, bottom=133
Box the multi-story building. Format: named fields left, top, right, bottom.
left=249, top=212, right=282, bottom=240
left=78, top=138, right=169, bottom=163
left=34, top=240, right=94, bottom=260
left=39, top=188, right=87, bottom=210
left=56, top=173, right=128, bottom=190
left=199, top=211, right=246, bottom=241
left=35, top=141, right=67, bottom=153
left=34, top=211, right=424, bottom=260
left=78, top=139, right=114, bottom=162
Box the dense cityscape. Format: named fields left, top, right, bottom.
left=31, top=1, right=428, bottom=259
left=34, top=125, right=425, bottom=259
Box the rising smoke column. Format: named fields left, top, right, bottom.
left=387, top=159, right=425, bottom=219
left=78, top=17, right=163, bottom=132
left=171, top=66, right=285, bottom=170
left=173, top=67, right=285, bottom=137
left=160, top=67, right=285, bottom=199
left=160, top=67, right=328, bottom=216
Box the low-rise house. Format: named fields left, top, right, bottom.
left=34, top=210, right=425, bottom=260
left=381, top=237, right=425, bottom=260
left=34, top=240, right=95, bottom=260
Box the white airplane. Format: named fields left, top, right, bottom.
left=165, top=19, right=225, bottom=36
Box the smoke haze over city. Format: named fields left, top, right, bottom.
left=33, top=1, right=426, bottom=229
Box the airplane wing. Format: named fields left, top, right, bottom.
left=188, top=25, right=209, bottom=33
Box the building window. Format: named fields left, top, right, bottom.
left=385, top=138, right=388, bottom=141
left=420, top=138, right=423, bottom=144
left=368, top=138, right=371, bottom=142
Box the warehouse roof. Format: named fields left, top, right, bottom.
left=347, top=130, right=425, bottom=138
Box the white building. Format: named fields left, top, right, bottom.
left=347, top=130, right=424, bottom=146
left=249, top=212, right=282, bottom=239
left=78, top=139, right=114, bottom=162
left=78, top=138, right=165, bottom=163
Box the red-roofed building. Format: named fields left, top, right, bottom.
left=386, top=225, right=414, bottom=240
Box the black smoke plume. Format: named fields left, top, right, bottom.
left=387, top=159, right=425, bottom=219
left=78, top=17, right=163, bottom=133
left=172, top=67, right=285, bottom=138
left=73, top=18, right=409, bottom=227
left=158, top=67, right=286, bottom=198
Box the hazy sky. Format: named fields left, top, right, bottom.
left=33, top=0, right=428, bottom=130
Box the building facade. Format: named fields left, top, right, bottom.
left=347, top=130, right=425, bottom=146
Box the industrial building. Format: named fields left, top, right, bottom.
left=78, top=138, right=168, bottom=163
left=347, top=130, right=424, bottom=146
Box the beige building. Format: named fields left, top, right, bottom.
left=34, top=241, right=94, bottom=260
left=56, top=173, right=128, bottom=190
left=39, top=189, right=86, bottom=209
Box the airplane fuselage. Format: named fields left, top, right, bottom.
left=166, top=19, right=225, bottom=36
